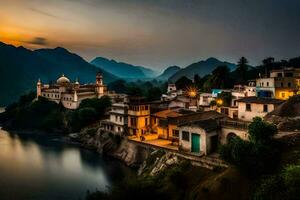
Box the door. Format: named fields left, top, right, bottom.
left=210, top=135, right=218, bottom=153
left=191, top=133, right=200, bottom=153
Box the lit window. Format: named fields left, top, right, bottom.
left=172, top=130, right=179, bottom=138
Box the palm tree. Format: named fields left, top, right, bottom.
left=262, top=57, right=275, bottom=77
left=236, top=57, right=249, bottom=84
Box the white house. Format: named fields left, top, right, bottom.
left=178, top=119, right=219, bottom=155
left=101, top=103, right=128, bottom=135
left=236, top=97, right=284, bottom=121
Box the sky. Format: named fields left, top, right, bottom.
left=1, top=0, right=300, bottom=71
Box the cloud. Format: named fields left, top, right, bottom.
left=27, top=37, right=48, bottom=46
left=29, top=7, right=61, bottom=19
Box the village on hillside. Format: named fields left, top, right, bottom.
left=37, top=66, right=300, bottom=158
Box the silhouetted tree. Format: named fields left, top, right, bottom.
left=236, top=57, right=249, bottom=84
left=175, top=76, right=193, bottom=90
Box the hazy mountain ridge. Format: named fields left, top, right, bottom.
left=91, top=57, right=158, bottom=79
left=169, top=57, right=236, bottom=82
left=0, top=42, right=118, bottom=106
left=156, top=66, right=181, bottom=80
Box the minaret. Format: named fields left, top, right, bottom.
left=37, top=78, right=42, bottom=97
left=74, top=78, right=79, bottom=102
left=95, top=72, right=104, bottom=98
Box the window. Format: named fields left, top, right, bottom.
left=246, top=103, right=251, bottom=111
left=281, top=82, right=284, bottom=87
left=266, top=82, right=269, bottom=87
left=172, top=130, right=179, bottom=138
left=145, top=105, right=149, bottom=110
left=130, top=117, right=137, bottom=126
left=278, top=73, right=283, bottom=77
left=263, top=104, right=268, bottom=112
left=182, top=131, right=189, bottom=141
left=288, top=82, right=291, bottom=87
left=281, top=93, right=285, bottom=98
left=145, top=118, right=148, bottom=126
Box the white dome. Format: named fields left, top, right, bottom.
left=57, top=74, right=70, bottom=84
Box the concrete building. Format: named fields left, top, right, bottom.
left=178, top=119, right=219, bottom=155
left=236, top=97, right=284, bottom=121
left=37, top=73, right=107, bottom=109
left=101, top=103, right=128, bottom=135
left=161, top=84, right=183, bottom=101
left=127, top=97, right=151, bottom=137
left=256, top=67, right=300, bottom=100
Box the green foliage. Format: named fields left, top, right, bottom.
left=146, top=87, right=162, bottom=101
left=236, top=57, right=249, bottom=84
left=217, top=91, right=232, bottom=107
left=219, top=118, right=279, bottom=177
left=203, top=65, right=233, bottom=91
left=248, top=117, right=277, bottom=144
left=253, top=165, right=300, bottom=200
left=1, top=93, right=112, bottom=133
left=86, top=160, right=192, bottom=200
left=69, top=96, right=111, bottom=132
left=175, top=76, right=193, bottom=90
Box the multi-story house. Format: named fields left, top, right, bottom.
left=101, top=103, right=128, bottom=135
left=127, top=97, right=151, bottom=137
left=256, top=67, right=300, bottom=100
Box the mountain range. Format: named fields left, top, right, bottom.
left=91, top=57, right=157, bottom=79
left=169, top=57, right=236, bottom=82
left=0, top=41, right=238, bottom=106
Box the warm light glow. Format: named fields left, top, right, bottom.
left=216, top=99, right=223, bottom=106
left=186, top=86, right=198, bottom=98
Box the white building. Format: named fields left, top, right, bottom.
left=161, top=84, right=183, bottom=101
left=236, top=97, right=284, bottom=121
left=37, top=73, right=107, bottom=109
left=178, top=119, right=219, bottom=155
left=101, top=103, right=128, bottom=135
left=256, top=67, right=300, bottom=100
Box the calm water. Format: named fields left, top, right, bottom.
left=0, top=129, right=133, bottom=200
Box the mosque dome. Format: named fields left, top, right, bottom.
left=57, top=74, right=70, bottom=85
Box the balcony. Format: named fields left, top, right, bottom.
left=128, top=110, right=150, bottom=116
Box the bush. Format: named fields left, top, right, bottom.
left=219, top=118, right=279, bottom=177
left=253, top=165, right=300, bottom=200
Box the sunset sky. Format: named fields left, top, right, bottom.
left=1, top=0, right=300, bottom=70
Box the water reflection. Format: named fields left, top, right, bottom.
left=0, top=129, right=133, bottom=200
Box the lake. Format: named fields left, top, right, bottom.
left=0, top=129, right=134, bottom=200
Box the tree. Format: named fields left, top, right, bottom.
left=217, top=91, right=232, bottom=107
left=262, top=57, right=275, bottom=77
left=175, top=76, right=193, bottom=90
left=203, top=65, right=233, bottom=90
left=219, top=118, right=279, bottom=177
left=236, top=57, right=249, bottom=84
left=146, top=87, right=162, bottom=101
left=107, top=79, right=127, bottom=93
left=248, top=117, right=277, bottom=144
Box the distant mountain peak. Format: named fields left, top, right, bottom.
left=206, top=57, right=219, bottom=62
left=91, top=57, right=158, bottom=79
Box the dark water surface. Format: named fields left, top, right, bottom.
left=0, top=129, right=133, bottom=200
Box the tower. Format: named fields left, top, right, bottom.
left=37, top=78, right=42, bottom=97
left=95, top=72, right=105, bottom=98
left=96, top=72, right=103, bottom=85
